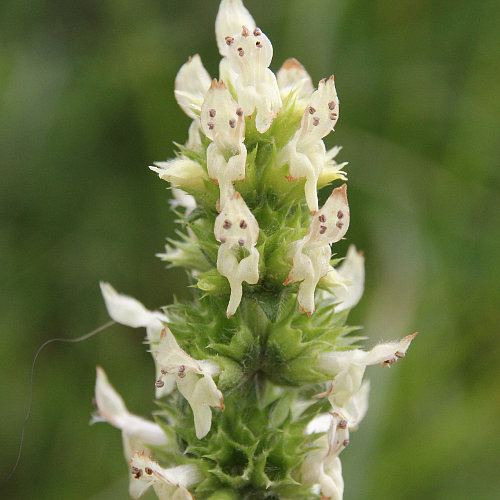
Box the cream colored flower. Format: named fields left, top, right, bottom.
left=284, top=185, right=349, bottom=315
left=214, top=191, right=259, bottom=317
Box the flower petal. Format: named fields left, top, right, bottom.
left=333, top=245, right=365, bottom=312
left=277, top=58, right=314, bottom=101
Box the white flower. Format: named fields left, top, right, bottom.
left=129, top=452, right=202, bottom=500
left=215, top=0, right=256, bottom=58
left=214, top=191, right=259, bottom=317
left=317, top=146, right=348, bottom=188
left=92, top=367, right=170, bottom=470
left=200, top=80, right=247, bottom=209
left=169, top=187, right=197, bottom=215
left=319, top=245, right=365, bottom=312
left=284, top=184, right=349, bottom=315
left=174, top=54, right=211, bottom=119
left=224, top=25, right=282, bottom=133
left=316, top=333, right=418, bottom=409
left=99, top=282, right=174, bottom=397
left=155, top=328, right=224, bottom=439
left=150, top=157, right=208, bottom=192
left=276, top=58, right=314, bottom=104
left=278, top=76, right=339, bottom=213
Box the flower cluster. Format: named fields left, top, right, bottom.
left=92, top=1, right=416, bottom=499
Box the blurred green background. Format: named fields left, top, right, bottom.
left=1, top=0, right=499, bottom=498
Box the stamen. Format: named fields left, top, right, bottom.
left=229, top=118, right=236, bottom=128
left=225, top=36, right=234, bottom=46
left=328, top=101, right=336, bottom=110
left=220, top=236, right=227, bottom=243
left=155, top=380, right=165, bottom=388
left=337, top=210, right=344, bottom=219
left=255, top=41, right=262, bottom=47
left=336, top=221, right=344, bottom=229
left=242, top=26, right=250, bottom=37
left=223, top=219, right=232, bottom=229
left=309, top=106, right=316, bottom=114
left=178, top=365, right=186, bottom=378
left=319, top=225, right=327, bottom=234
left=208, top=121, right=215, bottom=130
left=238, top=47, right=245, bottom=57
left=312, top=116, right=320, bottom=126
left=319, top=214, right=326, bottom=223
left=209, top=108, right=216, bottom=118
left=330, top=112, right=338, bottom=120
left=145, top=467, right=153, bottom=475
left=236, top=107, right=243, bottom=117
left=343, top=439, right=350, bottom=447
left=253, top=27, right=262, bottom=36
left=238, top=238, right=245, bottom=247
left=239, top=220, right=247, bottom=229
left=338, top=420, right=348, bottom=429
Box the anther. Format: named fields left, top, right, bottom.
left=220, top=236, right=227, bottom=243
left=178, top=365, right=186, bottom=378
left=208, top=121, right=215, bottom=130
left=312, top=116, right=320, bottom=126
left=319, top=214, right=326, bottom=223
left=229, top=118, right=236, bottom=128
left=239, top=220, right=247, bottom=229
left=236, top=107, right=243, bottom=117
left=131, top=466, right=142, bottom=479
left=319, top=225, right=327, bottom=234
left=155, top=380, right=165, bottom=388
left=309, top=106, right=316, bottom=115
left=253, top=27, right=262, bottom=36
left=395, top=351, right=405, bottom=359
left=343, top=439, right=350, bottom=447
left=223, top=219, right=232, bottom=229
left=328, top=101, right=336, bottom=110
left=145, top=467, right=153, bottom=475
left=255, top=41, right=262, bottom=47
left=238, top=238, right=245, bottom=247
left=337, top=210, right=344, bottom=219
left=160, top=369, right=167, bottom=375
left=242, top=26, right=250, bottom=37
left=330, top=112, right=337, bottom=120
left=209, top=108, right=216, bottom=118
left=338, top=420, right=348, bottom=429
left=336, top=221, right=344, bottom=229
left=238, top=47, right=245, bottom=57
left=225, top=36, right=234, bottom=46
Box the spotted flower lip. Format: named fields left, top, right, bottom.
left=129, top=451, right=201, bottom=500
left=214, top=191, right=260, bottom=317
left=284, top=184, right=350, bottom=315
left=155, top=327, right=224, bottom=439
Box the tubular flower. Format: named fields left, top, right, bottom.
left=155, top=327, right=224, bottom=439
left=129, top=452, right=202, bottom=500
left=285, top=184, right=349, bottom=315
left=224, top=25, right=282, bottom=133
left=214, top=191, right=259, bottom=317
left=200, top=80, right=247, bottom=209
left=92, top=2, right=418, bottom=499
left=279, top=76, right=340, bottom=213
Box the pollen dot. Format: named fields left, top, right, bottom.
left=256, top=41, right=262, bottom=47
left=328, top=101, right=336, bottom=110
left=318, top=214, right=326, bottom=223
left=225, top=36, right=234, bottom=46
left=253, top=27, right=262, bottom=36
left=209, top=108, right=216, bottom=118
left=220, top=236, right=226, bottom=243
left=309, top=106, right=316, bottom=114
left=208, top=121, right=215, bottom=130
left=238, top=238, right=245, bottom=247
left=336, top=221, right=344, bottom=229
left=343, top=439, right=350, bottom=447
left=145, top=467, right=153, bottom=475
left=238, top=48, right=245, bottom=57
left=319, top=225, right=327, bottom=234
left=239, top=220, right=247, bottom=229
left=337, top=210, right=344, bottom=219
left=338, top=420, right=347, bottom=429
left=155, top=380, right=165, bottom=388
left=223, top=219, right=232, bottom=229
left=236, top=107, right=243, bottom=117
left=242, top=26, right=250, bottom=37
left=312, top=116, right=320, bottom=126
left=330, top=112, right=338, bottom=120
left=131, top=467, right=142, bottom=479
left=229, top=118, right=236, bottom=128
